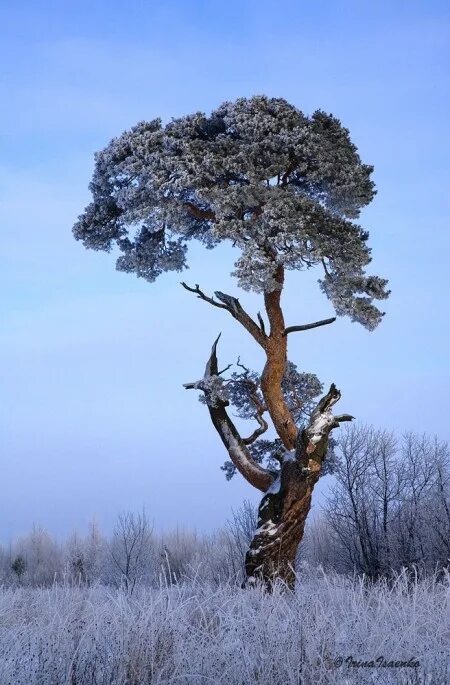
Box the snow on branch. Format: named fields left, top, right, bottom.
left=296, top=383, right=354, bottom=466
left=184, top=335, right=274, bottom=492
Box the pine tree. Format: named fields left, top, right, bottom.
left=74, top=96, right=389, bottom=588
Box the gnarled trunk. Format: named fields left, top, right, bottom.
left=245, top=384, right=353, bottom=589
left=245, top=461, right=320, bottom=589
left=185, top=338, right=353, bottom=591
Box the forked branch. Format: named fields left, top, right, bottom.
left=295, top=383, right=355, bottom=466
left=183, top=335, right=274, bottom=492
left=181, top=283, right=267, bottom=348
left=181, top=282, right=228, bottom=310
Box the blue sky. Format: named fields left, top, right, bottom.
left=1, top=1, right=449, bottom=541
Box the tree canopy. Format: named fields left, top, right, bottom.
left=73, top=96, right=389, bottom=330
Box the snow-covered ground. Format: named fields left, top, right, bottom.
left=0, top=569, right=448, bottom=684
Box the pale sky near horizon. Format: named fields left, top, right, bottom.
left=1, top=1, right=449, bottom=543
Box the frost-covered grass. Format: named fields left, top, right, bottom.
left=0, top=570, right=448, bottom=685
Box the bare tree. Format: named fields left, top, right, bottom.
left=108, top=510, right=153, bottom=593
left=83, top=519, right=108, bottom=585
left=324, top=425, right=395, bottom=576
left=224, top=499, right=258, bottom=580
left=323, top=424, right=450, bottom=577
left=393, top=433, right=449, bottom=571
left=73, top=96, right=389, bottom=588
left=431, top=443, right=450, bottom=569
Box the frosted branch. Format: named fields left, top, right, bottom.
left=295, top=383, right=355, bottom=464
left=184, top=336, right=274, bottom=492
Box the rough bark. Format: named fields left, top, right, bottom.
left=245, top=384, right=353, bottom=589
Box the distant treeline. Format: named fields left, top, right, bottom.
left=2, top=425, right=449, bottom=589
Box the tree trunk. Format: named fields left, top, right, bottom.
left=260, top=265, right=298, bottom=450
left=245, top=462, right=320, bottom=589
left=185, top=338, right=353, bottom=590
left=245, top=384, right=353, bottom=590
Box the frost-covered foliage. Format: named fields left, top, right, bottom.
left=196, top=373, right=230, bottom=408
left=228, top=361, right=322, bottom=424
left=73, top=96, right=389, bottom=329
left=222, top=436, right=339, bottom=481
left=0, top=571, right=448, bottom=685
left=284, top=363, right=322, bottom=412
left=0, top=515, right=246, bottom=590
left=226, top=366, right=265, bottom=420
left=8, top=526, right=62, bottom=587
left=221, top=361, right=339, bottom=480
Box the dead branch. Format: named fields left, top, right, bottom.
left=180, top=282, right=228, bottom=310
left=283, top=317, right=336, bottom=335
left=183, top=335, right=274, bottom=492
left=181, top=282, right=267, bottom=348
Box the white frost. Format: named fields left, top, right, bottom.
left=255, top=519, right=279, bottom=537
left=265, top=476, right=281, bottom=495
left=307, top=411, right=333, bottom=444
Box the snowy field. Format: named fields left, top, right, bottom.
left=0, top=570, right=448, bottom=685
